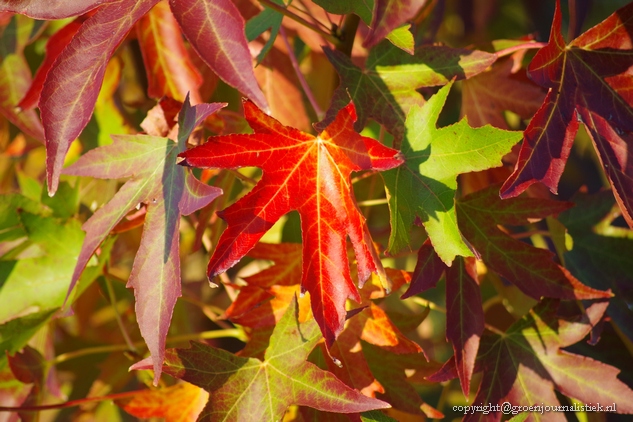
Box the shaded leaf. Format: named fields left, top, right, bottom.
left=381, top=82, right=522, bottom=263
left=445, top=256, right=483, bottom=396
left=320, top=41, right=496, bottom=141
left=313, top=0, right=373, bottom=25
left=0, top=0, right=110, bottom=19
left=135, top=298, right=390, bottom=421
left=500, top=1, right=633, bottom=227
left=0, top=309, right=57, bottom=365
left=136, top=0, right=202, bottom=102
left=0, top=53, right=44, bottom=141
left=456, top=185, right=611, bottom=300
left=559, top=190, right=633, bottom=343
left=468, top=299, right=633, bottom=421
left=363, top=0, right=425, bottom=49
left=401, top=239, right=447, bottom=299
left=461, top=55, right=544, bottom=128
left=169, top=0, right=268, bottom=110
left=64, top=98, right=224, bottom=384
left=179, top=99, right=402, bottom=346
left=245, top=0, right=284, bottom=64
left=40, top=0, right=160, bottom=195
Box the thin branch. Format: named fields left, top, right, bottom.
left=279, top=26, right=324, bottom=119
left=258, top=0, right=338, bottom=44
left=495, top=42, right=547, bottom=58
left=356, top=198, right=388, bottom=207
left=0, top=390, right=141, bottom=413
left=104, top=275, right=137, bottom=354
left=410, top=296, right=446, bottom=313
left=52, top=328, right=244, bottom=365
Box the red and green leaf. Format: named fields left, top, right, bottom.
left=320, top=42, right=496, bottom=140
left=40, top=0, right=160, bottom=195
left=134, top=298, right=390, bottom=421
left=501, top=0, right=633, bottom=228
left=381, top=82, right=522, bottom=263
left=468, top=299, right=633, bottom=420
left=64, top=97, right=224, bottom=384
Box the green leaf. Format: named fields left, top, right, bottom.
left=140, top=298, right=390, bottom=420
left=245, top=0, right=284, bottom=64
left=0, top=212, right=84, bottom=323
left=382, top=82, right=522, bottom=263
left=319, top=41, right=496, bottom=141
left=0, top=308, right=57, bottom=367
left=312, top=0, right=373, bottom=24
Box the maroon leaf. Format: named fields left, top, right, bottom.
left=401, top=239, right=447, bottom=299
left=457, top=185, right=611, bottom=300
left=40, top=0, right=160, bottom=195
left=0, top=0, right=111, bottom=19
left=169, top=0, right=268, bottom=110
left=445, top=257, right=483, bottom=397
left=500, top=0, right=633, bottom=228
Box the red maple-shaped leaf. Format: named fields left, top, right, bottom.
left=179, top=101, right=403, bottom=346
left=501, top=0, right=633, bottom=228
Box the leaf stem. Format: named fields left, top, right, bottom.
left=258, top=0, right=339, bottom=45
left=356, top=198, right=388, bottom=207
left=495, top=42, right=547, bottom=58
left=279, top=26, right=324, bottom=119
left=51, top=329, right=245, bottom=365
left=410, top=296, right=446, bottom=313
left=103, top=275, right=137, bottom=354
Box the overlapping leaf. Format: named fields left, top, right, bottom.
left=64, top=97, right=224, bottom=384
left=319, top=42, right=496, bottom=140
left=467, top=300, right=633, bottom=421
left=381, top=82, right=522, bottom=263
left=116, top=382, right=208, bottom=421
left=559, top=190, right=633, bottom=342
left=134, top=298, right=390, bottom=421
left=363, top=0, right=424, bottom=49
left=169, top=0, right=268, bottom=109
left=0, top=15, right=44, bottom=141
left=400, top=244, right=483, bottom=396
left=461, top=54, right=544, bottom=128
left=0, top=0, right=110, bottom=19
left=501, top=0, right=633, bottom=228
left=40, top=0, right=160, bottom=195
left=178, top=100, right=402, bottom=346
left=456, top=185, right=611, bottom=300
left=136, top=1, right=202, bottom=102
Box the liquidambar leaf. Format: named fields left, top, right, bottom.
left=381, top=82, right=522, bottom=263
left=320, top=42, right=496, bottom=141
left=40, top=0, right=160, bottom=195
left=136, top=1, right=202, bottom=102
left=133, top=298, right=390, bottom=421
left=468, top=300, right=633, bottom=421
left=501, top=1, right=633, bottom=228
left=116, top=382, right=208, bottom=421
left=178, top=99, right=403, bottom=346
left=0, top=0, right=110, bottom=19
left=457, top=185, right=611, bottom=300
left=363, top=0, right=422, bottom=49
left=169, top=0, right=268, bottom=110
left=64, top=98, right=224, bottom=384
